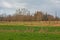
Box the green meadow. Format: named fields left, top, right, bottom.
left=0, top=25, right=60, bottom=40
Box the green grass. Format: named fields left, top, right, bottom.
left=0, top=25, right=60, bottom=32
left=0, top=32, right=60, bottom=40
left=0, top=25, right=60, bottom=40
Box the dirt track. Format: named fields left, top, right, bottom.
left=0, top=30, right=60, bottom=34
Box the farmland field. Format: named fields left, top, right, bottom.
left=0, top=21, right=60, bottom=26
left=0, top=32, right=60, bottom=40
left=0, top=25, right=60, bottom=40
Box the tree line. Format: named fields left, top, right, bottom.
left=0, top=8, right=60, bottom=22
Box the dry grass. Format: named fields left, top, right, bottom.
left=0, top=21, right=60, bottom=26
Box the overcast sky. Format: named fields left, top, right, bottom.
left=0, top=0, right=60, bottom=17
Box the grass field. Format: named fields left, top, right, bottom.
left=0, top=25, right=60, bottom=40
left=0, top=32, right=60, bottom=40
left=0, top=21, right=60, bottom=26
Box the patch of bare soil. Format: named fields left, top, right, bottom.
left=53, top=24, right=60, bottom=26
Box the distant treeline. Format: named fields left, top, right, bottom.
left=0, top=8, right=60, bottom=22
